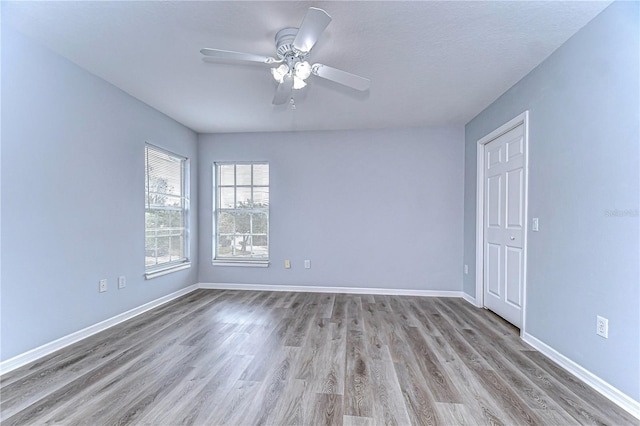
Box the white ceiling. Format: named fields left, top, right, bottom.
left=3, top=1, right=611, bottom=134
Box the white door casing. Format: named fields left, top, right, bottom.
left=475, top=112, right=529, bottom=332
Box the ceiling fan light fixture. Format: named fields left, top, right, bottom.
left=293, top=76, right=307, bottom=90
left=271, top=64, right=290, bottom=83
left=294, top=61, right=312, bottom=80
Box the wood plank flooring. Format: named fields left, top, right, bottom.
left=1, top=289, right=637, bottom=425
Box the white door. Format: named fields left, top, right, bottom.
left=483, top=123, right=526, bottom=327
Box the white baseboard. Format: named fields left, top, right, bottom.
left=198, top=282, right=463, bottom=298
left=522, top=332, right=640, bottom=420
left=461, top=292, right=478, bottom=306
left=0, top=284, right=199, bottom=376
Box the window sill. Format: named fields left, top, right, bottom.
left=145, top=262, right=192, bottom=280
left=212, top=260, right=269, bottom=268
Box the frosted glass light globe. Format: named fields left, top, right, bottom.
left=294, top=61, right=312, bottom=80
left=293, top=76, right=307, bottom=90
left=270, top=64, right=289, bottom=83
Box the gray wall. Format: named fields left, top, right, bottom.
left=1, top=27, right=199, bottom=361
left=198, top=127, right=464, bottom=291
left=463, top=2, right=639, bottom=399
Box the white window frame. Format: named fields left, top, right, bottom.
left=213, top=162, right=269, bottom=267
left=145, top=144, right=191, bottom=279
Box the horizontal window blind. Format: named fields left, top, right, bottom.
left=145, top=147, right=184, bottom=208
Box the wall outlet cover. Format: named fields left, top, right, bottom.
left=596, top=315, right=608, bottom=338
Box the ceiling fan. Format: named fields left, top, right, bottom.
left=200, top=7, right=371, bottom=105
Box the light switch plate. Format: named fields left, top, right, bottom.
left=532, top=218, right=539, bottom=232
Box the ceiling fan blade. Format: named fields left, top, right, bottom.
left=311, top=64, right=371, bottom=91
left=273, top=74, right=294, bottom=105
left=292, top=7, right=332, bottom=53
left=200, top=48, right=278, bottom=65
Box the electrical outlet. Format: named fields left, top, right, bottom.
left=118, top=276, right=126, bottom=289
left=285, top=259, right=291, bottom=269
left=99, top=279, right=107, bottom=293
left=596, top=315, right=608, bottom=338
left=464, top=264, right=469, bottom=274
left=304, top=260, right=311, bottom=269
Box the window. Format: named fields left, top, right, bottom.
left=145, top=145, right=190, bottom=277
left=214, top=163, right=269, bottom=263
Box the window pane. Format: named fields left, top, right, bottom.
left=154, top=210, right=169, bottom=228
left=252, top=213, right=268, bottom=234
left=252, top=235, right=268, bottom=245
left=218, top=235, right=232, bottom=257
left=232, top=235, right=251, bottom=256
left=219, top=164, right=235, bottom=185
left=252, top=236, right=268, bottom=257
left=235, top=213, right=250, bottom=234
left=218, top=212, right=234, bottom=234
left=170, top=235, right=183, bottom=259
left=157, top=236, right=170, bottom=258
left=169, top=210, right=183, bottom=229
left=145, top=211, right=156, bottom=228
left=148, top=192, right=167, bottom=207
left=236, top=187, right=251, bottom=208
left=145, top=237, right=157, bottom=260
left=220, top=187, right=235, bottom=208
left=165, top=195, right=182, bottom=208
left=157, top=229, right=171, bottom=238
left=253, top=187, right=269, bottom=207
left=147, top=177, right=169, bottom=195
left=253, top=164, right=269, bottom=185
left=236, top=164, right=252, bottom=186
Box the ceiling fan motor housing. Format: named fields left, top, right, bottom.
left=275, top=28, right=306, bottom=60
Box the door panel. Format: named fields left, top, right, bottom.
left=487, top=143, right=502, bottom=169
left=487, top=243, right=501, bottom=297
left=506, top=169, right=523, bottom=228
left=506, top=133, right=524, bottom=160
left=505, top=246, right=523, bottom=307
left=487, top=175, right=502, bottom=227
left=483, top=123, right=526, bottom=327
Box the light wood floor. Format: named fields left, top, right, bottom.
left=1, top=289, right=637, bottom=425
